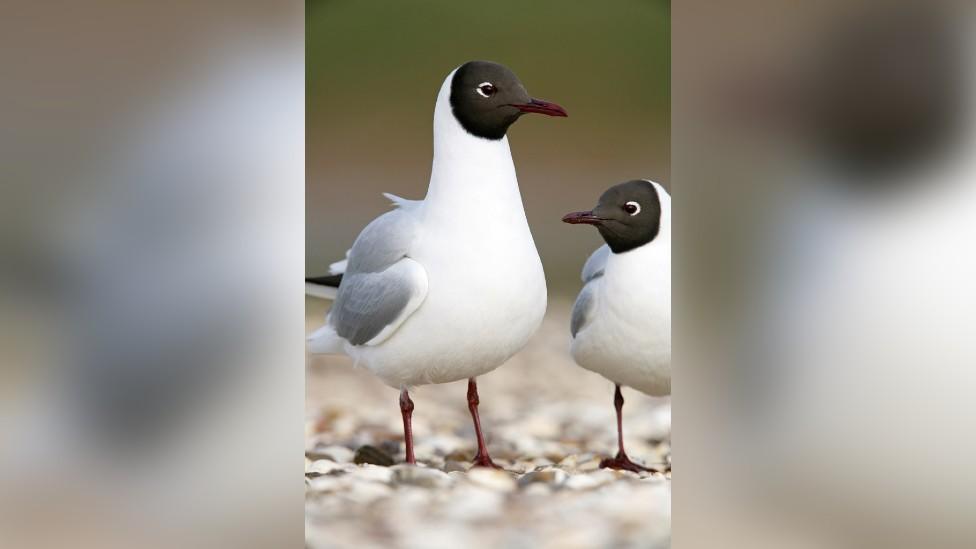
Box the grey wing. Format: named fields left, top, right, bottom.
left=329, top=208, right=429, bottom=346
left=581, top=245, right=610, bottom=283
left=571, top=283, right=597, bottom=338
left=572, top=245, right=609, bottom=337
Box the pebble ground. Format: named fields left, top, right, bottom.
left=306, top=300, right=671, bottom=549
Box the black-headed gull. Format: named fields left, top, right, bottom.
left=563, top=180, right=671, bottom=472
left=307, top=61, right=567, bottom=467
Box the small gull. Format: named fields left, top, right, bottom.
left=562, top=180, right=671, bottom=472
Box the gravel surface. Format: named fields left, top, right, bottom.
left=306, top=300, right=671, bottom=549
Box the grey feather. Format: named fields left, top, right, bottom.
left=581, top=245, right=610, bottom=283
left=328, top=249, right=350, bottom=275
left=571, top=245, right=610, bottom=338
left=345, top=209, right=418, bottom=273
left=571, top=284, right=596, bottom=338
left=329, top=202, right=428, bottom=346
left=331, top=269, right=417, bottom=345
left=383, top=192, right=423, bottom=211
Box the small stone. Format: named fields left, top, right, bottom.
left=343, top=481, right=393, bottom=504
left=447, top=470, right=468, bottom=482
left=615, top=469, right=643, bottom=480
left=465, top=467, right=517, bottom=492
left=577, top=456, right=604, bottom=472
left=443, top=460, right=469, bottom=473
left=557, top=454, right=582, bottom=468
left=307, top=475, right=349, bottom=493
left=505, top=462, right=532, bottom=475
left=350, top=464, right=394, bottom=484
left=518, top=468, right=567, bottom=488
left=391, top=465, right=453, bottom=489
left=641, top=462, right=669, bottom=474
left=354, top=445, right=395, bottom=466
left=444, top=449, right=473, bottom=462
left=304, top=448, right=331, bottom=461
left=307, top=459, right=342, bottom=475
left=522, top=482, right=551, bottom=496
left=423, top=434, right=466, bottom=456
left=564, top=469, right=617, bottom=490
left=379, top=440, right=401, bottom=457
left=306, top=445, right=355, bottom=463
left=441, top=485, right=505, bottom=520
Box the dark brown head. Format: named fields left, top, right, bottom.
left=563, top=180, right=663, bottom=254
left=450, top=61, right=567, bottom=140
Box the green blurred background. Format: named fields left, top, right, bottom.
left=307, top=0, right=669, bottom=295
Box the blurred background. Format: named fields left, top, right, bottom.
left=1, top=2, right=304, bottom=548
left=675, top=0, right=976, bottom=547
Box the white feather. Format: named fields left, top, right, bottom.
left=328, top=249, right=350, bottom=275
left=306, top=323, right=344, bottom=354
left=307, top=67, right=548, bottom=389
left=570, top=181, right=671, bottom=396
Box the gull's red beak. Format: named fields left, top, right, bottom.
left=562, top=211, right=603, bottom=225
left=512, top=98, right=568, bottom=117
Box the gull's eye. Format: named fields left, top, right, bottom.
left=623, top=201, right=641, bottom=216
left=476, top=82, right=497, bottom=98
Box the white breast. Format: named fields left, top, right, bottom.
left=356, top=208, right=547, bottom=388
left=571, top=239, right=671, bottom=396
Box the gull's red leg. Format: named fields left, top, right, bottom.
left=467, top=378, right=501, bottom=468
left=600, top=384, right=654, bottom=473
left=399, top=389, right=416, bottom=465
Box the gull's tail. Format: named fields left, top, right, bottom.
left=305, top=274, right=342, bottom=300
left=307, top=323, right=346, bottom=355
left=305, top=250, right=350, bottom=300
left=307, top=253, right=348, bottom=353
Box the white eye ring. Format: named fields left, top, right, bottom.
left=476, top=82, right=495, bottom=98
left=625, top=201, right=641, bottom=216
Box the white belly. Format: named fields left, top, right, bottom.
left=571, top=247, right=671, bottom=396
left=352, top=227, right=548, bottom=388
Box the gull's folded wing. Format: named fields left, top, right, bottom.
left=571, top=245, right=610, bottom=338
left=328, top=200, right=428, bottom=346
left=330, top=258, right=427, bottom=346
left=581, top=244, right=610, bottom=283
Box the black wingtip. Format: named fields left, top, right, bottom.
left=306, top=274, right=343, bottom=288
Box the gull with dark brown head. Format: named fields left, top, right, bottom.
left=307, top=61, right=567, bottom=467
left=563, top=180, right=671, bottom=472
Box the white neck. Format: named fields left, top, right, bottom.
left=650, top=180, right=672, bottom=243
left=423, top=69, right=525, bottom=224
